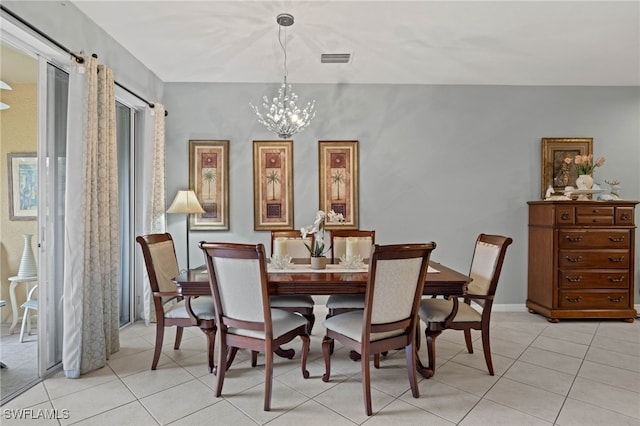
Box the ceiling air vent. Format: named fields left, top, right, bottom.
left=321, top=53, right=351, bottom=64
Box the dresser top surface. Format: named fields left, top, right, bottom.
left=528, top=200, right=639, bottom=206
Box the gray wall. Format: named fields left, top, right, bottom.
left=6, top=1, right=639, bottom=307
left=164, top=82, right=640, bottom=306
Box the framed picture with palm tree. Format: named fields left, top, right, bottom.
left=319, top=140, right=358, bottom=229
left=253, top=140, right=294, bottom=230
left=189, top=140, right=229, bottom=230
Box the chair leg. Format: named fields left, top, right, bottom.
left=361, top=353, right=372, bottom=416
left=251, top=350, right=258, bottom=367
left=174, top=326, right=184, bottom=349
left=152, top=322, right=165, bottom=370
left=300, top=334, right=310, bottom=378
left=426, top=329, right=441, bottom=371
left=464, top=329, right=473, bottom=353
left=19, top=307, right=29, bottom=343
left=405, top=341, right=419, bottom=398
left=202, top=326, right=216, bottom=374
left=226, top=347, right=239, bottom=371
left=321, top=336, right=333, bottom=382
left=264, top=347, right=274, bottom=411
left=214, top=338, right=227, bottom=397
left=481, top=323, right=494, bottom=375
left=373, top=353, right=380, bottom=369
left=304, top=313, right=315, bottom=335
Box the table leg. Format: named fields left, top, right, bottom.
left=415, top=348, right=434, bottom=379
left=8, top=280, right=19, bottom=334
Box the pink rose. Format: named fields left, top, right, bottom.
left=596, top=157, right=606, bottom=167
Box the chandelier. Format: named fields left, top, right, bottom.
left=251, top=13, right=316, bottom=139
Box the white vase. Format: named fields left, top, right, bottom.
left=576, top=174, right=593, bottom=190
left=18, top=234, right=37, bottom=278
left=310, top=256, right=327, bottom=270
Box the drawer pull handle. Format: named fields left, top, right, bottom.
left=565, top=256, right=583, bottom=263
left=561, top=213, right=571, bottom=220
left=592, top=209, right=599, bottom=213
left=565, top=235, right=583, bottom=242
left=608, top=256, right=625, bottom=263
left=608, top=236, right=625, bottom=242
left=565, top=296, right=582, bottom=303
left=620, top=213, right=631, bottom=221
left=608, top=296, right=624, bottom=303
left=565, top=276, right=582, bottom=283
left=608, top=276, right=625, bottom=283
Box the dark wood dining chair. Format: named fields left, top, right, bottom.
left=200, top=241, right=310, bottom=411
left=136, top=233, right=216, bottom=372
left=419, top=234, right=512, bottom=377
left=325, top=229, right=375, bottom=318
left=269, top=230, right=316, bottom=334
left=321, top=242, right=436, bottom=416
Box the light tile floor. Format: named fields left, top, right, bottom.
left=2, top=307, right=639, bottom=425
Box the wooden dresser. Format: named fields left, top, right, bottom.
left=527, top=200, right=638, bottom=322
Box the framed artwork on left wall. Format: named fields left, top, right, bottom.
left=189, top=140, right=229, bottom=230
left=7, top=153, right=37, bottom=221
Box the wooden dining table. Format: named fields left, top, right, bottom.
left=173, top=260, right=471, bottom=379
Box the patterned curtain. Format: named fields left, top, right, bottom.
left=140, top=104, right=166, bottom=324
left=62, top=55, right=120, bottom=378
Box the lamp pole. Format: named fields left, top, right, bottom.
left=167, top=190, right=205, bottom=271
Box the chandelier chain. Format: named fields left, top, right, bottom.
left=250, top=13, right=317, bottom=139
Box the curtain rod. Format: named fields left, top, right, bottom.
left=0, top=5, right=168, bottom=116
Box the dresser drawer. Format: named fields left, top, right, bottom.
left=558, top=270, right=629, bottom=289
left=558, top=290, right=629, bottom=309
left=556, top=207, right=574, bottom=225
left=575, top=206, right=614, bottom=225
left=616, top=207, right=635, bottom=225
left=558, top=230, right=630, bottom=249
left=559, top=250, right=629, bottom=268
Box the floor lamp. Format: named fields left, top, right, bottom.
left=167, top=190, right=205, bottom=270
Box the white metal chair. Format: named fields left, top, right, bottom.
left=19, top=285, right=38, bottom=342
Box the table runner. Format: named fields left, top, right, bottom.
left=267, top=264, right=440, bottom=274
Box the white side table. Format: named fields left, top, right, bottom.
left=8, top=275, right=37, bottom=334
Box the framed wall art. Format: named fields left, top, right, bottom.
left=319, top=140, right=359, bottom=229
left=189, top=140, right=229, bottom=230
left=7, top=153, right=37, bottom=221
left=541, top=137, right=593, bottom=199
left=253, top=140, right=294, bottom=230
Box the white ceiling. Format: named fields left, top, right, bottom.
left=68, top=1, right=638, bottom=86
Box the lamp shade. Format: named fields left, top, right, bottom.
left=167, top=190, right=205, bottom=214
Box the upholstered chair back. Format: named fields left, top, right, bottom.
left=330, top=230, right=375, bottom=261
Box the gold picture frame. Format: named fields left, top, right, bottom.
left=253, top=140, right=294, bottom=230
left=319, top=140, right=359, bottom=229
left=189, top=140, right=230, bottom=230
left=541, top=137, right=593, bottom=199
